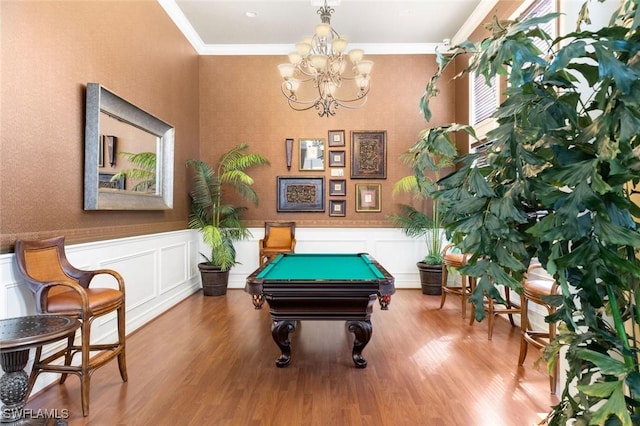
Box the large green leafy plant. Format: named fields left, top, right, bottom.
left=421, top=1, right=640, bottom=424
left=187, top=143, right=269, bottom=271
left=389, top=125, right=471, bottom=265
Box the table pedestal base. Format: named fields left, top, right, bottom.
left=1, top=350, right=30, bottom=423
left=270, top=319, right=373, bottom=368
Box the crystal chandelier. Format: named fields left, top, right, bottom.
left=277, top=1, right=373, bottom=117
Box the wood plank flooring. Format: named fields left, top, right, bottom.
left=25, top=289, right=558, bottom=425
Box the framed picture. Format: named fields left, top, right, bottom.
left=351, top=131, right=387, bottom=179
left=329, top=200, right=346, bottom=217
left=355, top=183, right=381, bottom=212
left=328, top=130, right=345, bottom=147
left=329, top=179, right=346, bottom=196
left=328, top=150, right=345, bottom=167
left=299, top=138, right=325, bottom=171
left=98, top=172, right=125, bottom=190
left=277, top=176, right=325, bottom=212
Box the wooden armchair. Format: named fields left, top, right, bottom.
left=259, top=222, right=296, bottom=264
left=14, top=236, right=127, bottom=416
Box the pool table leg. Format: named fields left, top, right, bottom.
left=347, top=320, right=372, bottom=368
left=378, top=294, right=391, bottom=310
left=271, top=320, right=296, bottom=368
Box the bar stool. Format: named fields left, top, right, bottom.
left=440, top=243, right=475, bottom=319
left=470, top=283, right=520, bottom=340
left=518, top=260, right=560, bottom=394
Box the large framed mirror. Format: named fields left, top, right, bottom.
left=84, top=83, right=174, bottom=210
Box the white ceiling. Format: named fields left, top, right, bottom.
left=158, top=0, right=500, bottom=55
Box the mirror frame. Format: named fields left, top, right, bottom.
left=84, top=83, right=174, bottom=210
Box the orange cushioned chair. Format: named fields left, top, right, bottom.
left=14, top=236, right=127, bottom=416
left=518, top=260, right=560, bottom=394
left=259, top=222, right=296, bottom=265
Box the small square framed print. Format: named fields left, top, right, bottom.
left=329, top=200, right=346, bottom=217
left=356, top=183, right=381, bottom=212
left=329, top=179, right=346, bottom=196
left=328, top=130, right=345, bottom=147
left=328, top=150, right=345, bottom=167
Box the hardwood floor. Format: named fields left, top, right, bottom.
left=26, top=289, right=558, bottom=425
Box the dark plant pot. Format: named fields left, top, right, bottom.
left=416, top=261, right=442, bottom=295
left=198, top=263, right=229, bottom=297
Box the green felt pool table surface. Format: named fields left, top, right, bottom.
left=256, top=253, right=386, bottom=281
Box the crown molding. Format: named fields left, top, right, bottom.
left=159, top=0, right=490, bottom=56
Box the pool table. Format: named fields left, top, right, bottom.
left=245, top=253, right=395, bottom=368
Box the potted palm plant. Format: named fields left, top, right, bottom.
left=187, top=143, right=269, bottom=296
left=421, top=2, right=640, bottom=424
left=388, top=124, right=469, bottom=294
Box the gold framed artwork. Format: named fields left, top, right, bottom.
left=355, top=183, right=381, bottom=212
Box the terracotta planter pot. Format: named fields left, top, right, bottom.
left=198, top=263, right=229, bottom=297
left=416, top=262, right=442, bottom=295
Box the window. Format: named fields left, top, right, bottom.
left=469, top=0, right=557, bottom=159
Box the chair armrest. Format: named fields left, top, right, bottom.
left=30, top=280, right=90, bottom=313
left=84, top=269, right=126, bottom=293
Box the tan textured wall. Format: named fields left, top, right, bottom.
left=0, top=1, right=200, bottom=251
left=199, top=55, right=455, bottom=227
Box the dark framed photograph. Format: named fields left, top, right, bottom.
left=355, top=183, right=381, bottom=212
left=329, top=200, right=346, bottom=217
left=328, top=130, right=345, bottom=147
left=328, top=150, right=345, bottom=167
left=351, top=131, right=387, bottom=179
left=277, top=176, right=325, bottom=212
left=299, top=138, right=325, bottom=171
left=329, top=179, right=346, bottom=196
left=98, top=172, right=125, bottom=190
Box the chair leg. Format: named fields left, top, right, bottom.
left=80, top=319, right=91, bottom=417
left=505, top=288, right=516, bottom=327
left=518, top=295, right=529, bottom=366
left=59, top=333, right=75, bottom=384
left=117, top=305, right=128, bottom=382
left=439, top=266, right=448, bottom=309
left=460, top=275, right=467, bottom=319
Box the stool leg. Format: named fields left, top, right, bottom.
left=460, top=274, right=467, bottom=319
left=518, top=294, right=529, bottom=366
left=439, top=265, right=448, bottom=309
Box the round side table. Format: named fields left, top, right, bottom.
left=0, top=315, right=80, bottom=424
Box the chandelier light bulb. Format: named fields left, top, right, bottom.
left=288, top=52, right=302, bottom=65
left=315, top=23, right=331, bottom=37
left=332, top=37, right=348, bottom=54
left=356, top=60, right=373, bottom=76
left=278, top=63, right=295, bottom=79
left=296, top=42, right=312, bottom=56
left=348, top=49, right=364, bottom=64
